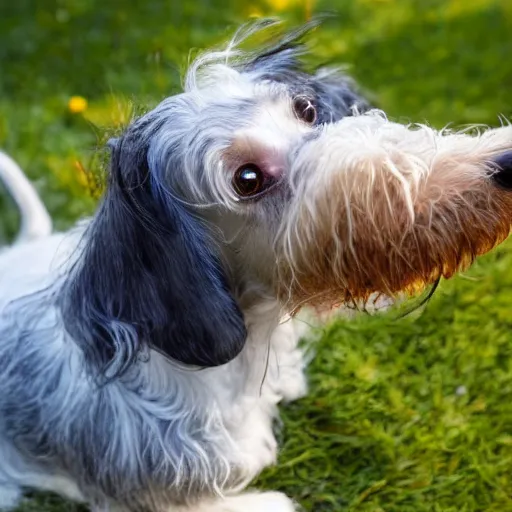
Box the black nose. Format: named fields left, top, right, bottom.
left=491, top=152, right=512, bottom=189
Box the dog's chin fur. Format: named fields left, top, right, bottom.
left=1, top=20, right=512, bottom=512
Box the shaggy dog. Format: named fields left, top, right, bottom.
left=1, top=20, right=511, bottom=512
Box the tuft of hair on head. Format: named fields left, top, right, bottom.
left=185, top=16, right=370, bottom=123
left=184, top=17, right=321, bottom=91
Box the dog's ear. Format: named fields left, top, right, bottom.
left=62, top=122, right=247, bottom=377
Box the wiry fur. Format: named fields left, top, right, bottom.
left=0, top=20, right=511, bottom=512
left=278, top=114, right=512, bottom=307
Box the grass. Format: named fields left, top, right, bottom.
left=1, top=0, right=512, bottom=510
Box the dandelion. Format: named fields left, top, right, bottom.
left=265, top=0, right=292, bottom=11
left=68, top=95, right=88, bottom=114
left=248, top=6, right=264, bottom=18
left=264, top=0, right=315, bottom=19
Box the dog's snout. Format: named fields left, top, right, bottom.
left=491, top=152, right=512, bottom=189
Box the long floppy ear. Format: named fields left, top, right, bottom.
left=61, top=119, right=247, bottom=377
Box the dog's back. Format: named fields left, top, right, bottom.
left=0, top=151, right=52, bottom=245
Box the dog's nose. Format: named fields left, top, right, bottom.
left=491, top=152, right=512, bottom=189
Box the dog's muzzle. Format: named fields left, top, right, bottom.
left=277, top=114, right=512, bottom=308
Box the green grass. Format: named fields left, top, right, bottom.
left=1, top=0, right=512, bottom=510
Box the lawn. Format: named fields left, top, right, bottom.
left=1, top=0, right=512, bottom=511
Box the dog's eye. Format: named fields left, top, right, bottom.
left=293, top=97, right=317, bottom=125
left=233, top=164, right=266, bottom=198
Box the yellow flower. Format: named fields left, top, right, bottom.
left=266, top=0, right=292, bottom=10
left=68, top=96, right=88, bottom=114
left=248, top=6, right=264, bottom=18
left=264, top=0, right=315, bottom=18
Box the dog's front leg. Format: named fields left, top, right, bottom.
left=265, top=317, right=309, bottom=404
left=0, top=483, right=22, bottom=511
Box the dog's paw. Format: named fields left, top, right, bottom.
left=0, top=484, right=22, bottom=511
left=233, top=492, right=297, bottom=512
left=191, top=491, right=297, bottom=512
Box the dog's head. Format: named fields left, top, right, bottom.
left=63, top=20, right=512, bottom=376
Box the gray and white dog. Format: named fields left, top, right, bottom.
left=1, top=20, right=512, bottom=512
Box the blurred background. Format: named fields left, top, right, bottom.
left=1, top=1, right=512, bottom=511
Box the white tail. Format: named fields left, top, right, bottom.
left=0, top=151, right=52, bottom=243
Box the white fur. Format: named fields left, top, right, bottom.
left=177, top=492, right=296, bottom=512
